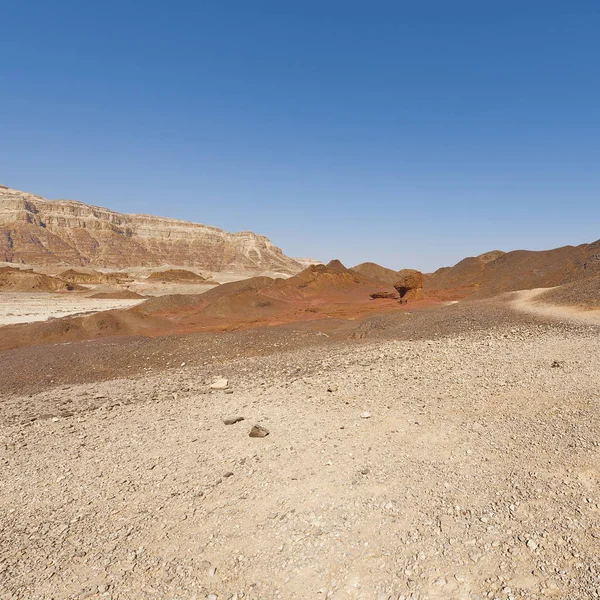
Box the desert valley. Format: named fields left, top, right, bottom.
left=0, top=184, right=599, bottom=600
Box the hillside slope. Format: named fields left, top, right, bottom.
left=0, top=260, right=408, bottom=350
left=0, top=185, right=301, bottom=274
left=426, top=244, right=600, bottom=296
left=351, top=262, right=402, bottom=285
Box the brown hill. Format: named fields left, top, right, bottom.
left=0, top=185, right=302, bottom=274
left=60, top=269, right=130, bottom=284
left=0, top=267, right=84, bottom=292
left=90, top=290, right=145, bottom=299
left=147, top=269, right=209, bottom=283
left=0, top=260, right=424, bottom=350
left=426, top=243, right=600, bottom=297
left=351, top=262, right=403, bottom=285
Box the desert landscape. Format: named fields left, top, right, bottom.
left=1, top=183, right=600, bottom=600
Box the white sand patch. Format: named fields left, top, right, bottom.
left=0, top=293, right=144, bottom=325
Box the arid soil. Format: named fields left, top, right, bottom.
left=1, top=295, right=600, bottom=599
left=0, top=293, right=144, bottom=325
left=0, top=261, right=439, bottom=351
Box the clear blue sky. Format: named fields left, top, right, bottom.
left=2, top=1, right=599, bottom=271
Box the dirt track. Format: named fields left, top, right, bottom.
left=2, top=297, right=600, bottom=599
left=512, top=288, right=600, bottom=325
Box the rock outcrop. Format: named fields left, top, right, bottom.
left=0, top=267, right=83, bottom=292
left=370, top=291, right=398, bottom=300
left=59, top=269, right=130, bottom=285
left=0, top=186, right=302, bottom=274
left=146, top=269, right=209, bottom=283
left=394, top=269, right=424, bottom=302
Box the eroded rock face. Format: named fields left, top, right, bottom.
left=0, top=186, right=302, bottom=273
left=394, top=269, right=424, bottom=302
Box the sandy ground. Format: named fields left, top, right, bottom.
left=2, top=296, right=600, bottom=599
left=0, top=293, right=144, bottom=325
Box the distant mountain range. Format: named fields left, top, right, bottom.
left=1, top=183, right=599, bottom=298
left=0, top=185, right=302, bottom=274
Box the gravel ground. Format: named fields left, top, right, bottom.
left=536, top=277, right=600, bottom=310
left=1, top=294, right=600, bottom=599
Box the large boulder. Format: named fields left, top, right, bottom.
left=394, top=269, right=424, bottom=302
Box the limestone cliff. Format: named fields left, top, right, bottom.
left=0, top=186, right=302, bottom=274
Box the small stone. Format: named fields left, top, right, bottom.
left=223, top=416, right=244, bottom=425
left=98, top=584, right=108, bottom=593
left=551, top=360, right=563, bottom=368
left=249, top=425, right=270, bottom=438
left=210, top=378, right=229, bottom=390
left=223, top=471, right=234, bottom=478
left=208, top=595, right=218, bottom=600
left=327, top=384, right=338, bottom=392
left=360, top=411, right=371, bottom=419
left=224, top=389, right=234, bottom=394
left=52, top=417, right=60, bottom=422
left=209, top=567, right=217, bottom=576
left=181, top=362, right=186, bottom=367
left=526, top=539, right=538, bottom=550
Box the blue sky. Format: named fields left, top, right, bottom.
left=2, top=1, right=599, bottom=271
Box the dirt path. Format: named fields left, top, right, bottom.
left=511, top=288, right=600, bottom=325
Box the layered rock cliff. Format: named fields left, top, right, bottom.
left=0, top=185, right=302, bottom=273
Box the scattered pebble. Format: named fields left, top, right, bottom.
left=210, top=378, right=229, bottom=390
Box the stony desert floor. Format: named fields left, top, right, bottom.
left=1, top=294, right=600, bottom=600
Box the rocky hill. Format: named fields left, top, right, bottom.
left=426, top=243, right=600, bottom=296
left=0, top=185, right=302, bottom=274
left=351, top=262, right=402, bottom=285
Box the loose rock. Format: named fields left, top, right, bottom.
left=210, top=378, right=229, bottom=390
left=249, top=425, right=270, bottom=438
